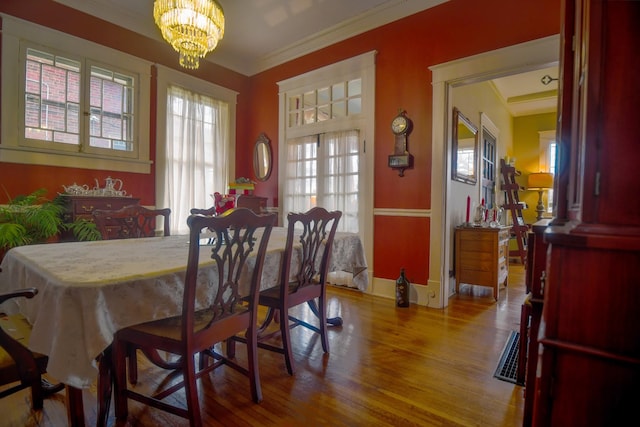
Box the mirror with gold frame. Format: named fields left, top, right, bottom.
left=253, top=132, right=272, bottom=182
left=452, top=107, right=478, bottom=185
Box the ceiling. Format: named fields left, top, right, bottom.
left=53, top=0, right=557, bottom=116
left=491, top=67, right=558, bottom=117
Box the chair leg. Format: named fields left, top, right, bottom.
left=245, top=327, right=263, bottom=403
left=227, top=337, right=237, bottom=359
left=280, top=308, right=295, bottom=375
left=97, top=348, right=113, bottom=427
left=127, top=347, right=138, bottom=384
left=183, top=354, right=202, bottom=427
left=30, top=377, right=44, bottom=410
left=112, top=339, right=129, bottom=421
left=318, top=294, right=330, bottom=354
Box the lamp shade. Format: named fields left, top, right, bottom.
left=527, top=172, right=554, bottom=189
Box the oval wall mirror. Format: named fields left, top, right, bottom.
left=253, top=132, right=272, bottom=182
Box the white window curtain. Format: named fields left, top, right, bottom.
left=160, top=85, right=229, bottom=235
left=283, top=129, right=360, bottom=233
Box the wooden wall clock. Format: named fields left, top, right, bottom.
left=388, top=110, right=413, bottom=176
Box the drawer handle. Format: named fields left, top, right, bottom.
left=81, top=205, right=94, bottom=212
left=106, top=203, right=112, bottom=208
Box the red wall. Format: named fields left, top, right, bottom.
left=0, top=0, right=249, bottom=206
left=0, top=0, right=560, bottom=286
left=245, top=0, right=561, bottom=283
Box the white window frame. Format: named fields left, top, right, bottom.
left=539, top=130, right=556, bottom=213
left=0, top=14, right=152, bottom=173
left=155, top=64, right=237, bottom=231
left=277, top=51, right=375, bottom=273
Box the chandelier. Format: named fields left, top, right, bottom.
left=153, top=0, right=225, bottom=69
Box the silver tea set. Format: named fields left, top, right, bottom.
left=62, top=176, right=129, bottom=197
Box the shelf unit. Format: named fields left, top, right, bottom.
left=499, top=158, right=528, bottom=264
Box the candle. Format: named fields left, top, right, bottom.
left=493, top=208, right=497, bottom=221
left=466, top=196, right=470, bottom=223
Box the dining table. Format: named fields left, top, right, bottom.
left=0, top=227, right=368, bottom=426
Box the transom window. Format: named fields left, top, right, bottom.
left=287, top=79, right=361, bottom=127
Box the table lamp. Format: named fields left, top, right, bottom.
left=527, top=172, right=554, bottom=220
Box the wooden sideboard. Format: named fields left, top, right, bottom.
left=454, top=226, right=510, bottom=300
left=60, top=195, right=140, bottom=240
left=235, top=194, right=267, bottom=214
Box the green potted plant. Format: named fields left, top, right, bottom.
left=0, top=188, right=101, bottom=259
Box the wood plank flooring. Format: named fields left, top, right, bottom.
left=2, top=265, right=527, bottom=426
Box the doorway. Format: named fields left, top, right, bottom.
left=427, top=35, right=560, bottom=308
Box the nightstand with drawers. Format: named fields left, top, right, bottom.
left=454, top=226, right=510, bottom=300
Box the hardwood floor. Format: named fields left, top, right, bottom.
left=2, top=264, right=527, bottom=426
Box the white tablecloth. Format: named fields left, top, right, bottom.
left=0, top=229, right=367, bottom=388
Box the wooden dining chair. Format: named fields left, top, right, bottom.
left=0, top=287, right=64, bottom=409
left=111, top=208, right=277, bottom=427
left=245, top=207, right=342, bottom=375
left=92, top=204, right=171, bottom=240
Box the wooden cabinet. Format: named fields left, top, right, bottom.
left=61, top=195, right=140, bottom=240
left=454, top=226, right=510, bottom=300
left=520, top=219, right=550, bottom=426
left=235, top=194, right=267, bottom=214
left=531, top=1, right=640, bottom=425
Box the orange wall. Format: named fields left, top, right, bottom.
left=0, top=0, right=561, bottom=285
left=245, top=0, right=561, bottom=281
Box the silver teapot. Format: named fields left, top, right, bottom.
left=94, top=176, right=125, bottom=196
left=62, top=183, right=89, bottom=195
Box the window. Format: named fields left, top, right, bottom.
left=155, top=66, right=237, bottom=235
left=278, top=51, right=375, bottom=238
left=24, top=48, right=81, bottom=146
left=23, top=47, right=137, bottom=156
left=287, top=79, right=362, bottom=127
left=481, top=128, right=496, bottom=209
left=480, top=113, right=500, bottom=210
left=1, top=16, right=151, bottom=172
left=539, top=130, right=557, bottom=213
left=284, top=131, right=360, bottom=232
left=87, top=65, right=135, bottom=153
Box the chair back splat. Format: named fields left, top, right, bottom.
left=111, top=208, right=276, bottom=427
left=246, top=207, right=341, bottom=375
left=93, top=204, right=171, bottom=240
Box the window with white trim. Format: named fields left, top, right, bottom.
left=287, top=79, right=362, bottom=127
left=155, top=65, right=237, bottom=236
left=284, top=130, right=360, bottom=232
left=23, top=46, right=138, bottom=157
left=278, top=52, right=375, bottom=235
left=1, top=15, right=151, bottom=173
left=539, top=130, right=557, bottom=213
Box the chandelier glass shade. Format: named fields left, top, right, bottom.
left=153, top=0, right=225, bottom=69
